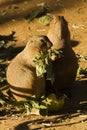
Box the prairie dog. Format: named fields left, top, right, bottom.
left=47, top=16, right=78, bottom=96
left=6, top=35, right=52, bottom=101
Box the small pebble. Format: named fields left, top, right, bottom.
left=79, top=115, right=87, bottom=117
left=1, top=120, right=6, bottom=124
left=77, top=110, right=81, bottom=113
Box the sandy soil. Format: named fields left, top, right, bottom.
left=0, top=0, right=87, bottom=130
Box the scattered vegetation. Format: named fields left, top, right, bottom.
left=0, top=63, right=7, bottom=84
left=0, top=40, right=9, bottom=49
left=0, top=92, right=66, bottom=116
left=25, top=7, right=52, bottom=25
left=25, top=6, right=49, bottom=21
left=0, top=31, right=16, bottom=47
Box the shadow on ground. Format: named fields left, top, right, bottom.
left=13, top=79, right=87, bottom=130
left=15, top=107, right=87, bottom=130
left=0, top=0, right=84, bottom=24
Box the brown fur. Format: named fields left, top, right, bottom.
left=6, top=35, right=52, bottom=101
left=47, top=16, right=78, bottom=95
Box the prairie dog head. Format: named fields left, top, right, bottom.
left=23, top=35, right=52, bottom=67
left=26, top=35, right=52, bottom=50
left=47, top=16, right=70, bottom=50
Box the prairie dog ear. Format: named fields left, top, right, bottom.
left=26, top=36, right=37, bottom=46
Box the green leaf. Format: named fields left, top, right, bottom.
left=36, top=63, right=46, bottom=77
left=23, top=102, right=32, bottom=114
left=29, top=108, right=40, bottom=115
left=39, top=15, right=52, bottom=26
left=26, top=10, right=39, bottom=21
left=77, top=67, right=87, bottom=75
left=80, top=101, right=87, bottom=105
left=0, top=98, right=5, bottom=105
left=30, top=100, right=39, bottom=109
left=39, top=104, right=47, bottom=109
left=0, top=76, right=6, bottom=83
left=0, top=40, right=8, bottom=49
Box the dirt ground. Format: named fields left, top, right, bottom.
left=0, top=0, right=87, bottom=130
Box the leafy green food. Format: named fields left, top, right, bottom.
left=33, top=49, right=63, bottom=84
left=46, top=93, right=66, bottom=112
left=77, top=67, right=87, bottom=76
left=20, top=93, right=66, bottom=114
left=0, top=92, right=66, bottom=115
left=39, top=15, right=53, bottom=26
left=33, top=51, right=49, bottom=77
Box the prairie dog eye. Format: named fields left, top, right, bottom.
left=41, top=39, right=47, bottom=47
left=40, top=38, right=52, bottom=49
